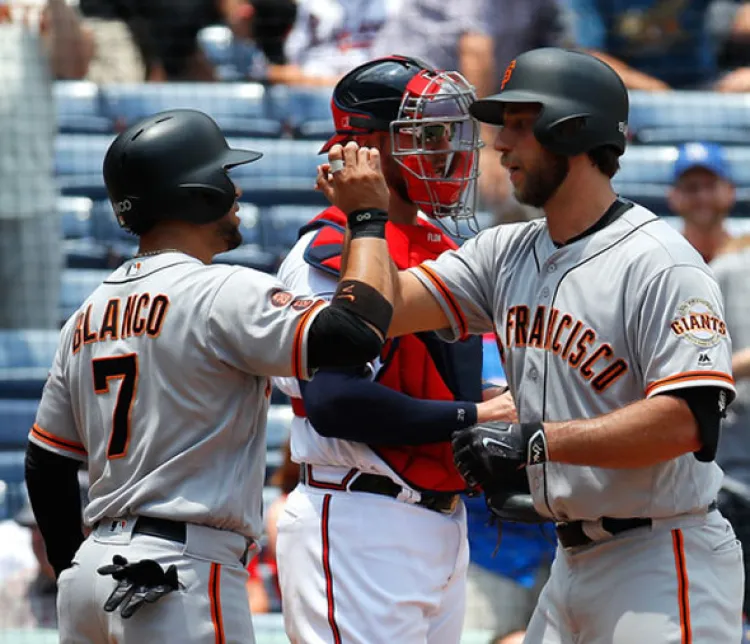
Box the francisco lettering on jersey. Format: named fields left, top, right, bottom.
left=72, top=294, right=170, bottom=354
left=500, top=305, right=628, bottom=393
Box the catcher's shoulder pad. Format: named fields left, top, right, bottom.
left=301, top=207, right=347, bottom=278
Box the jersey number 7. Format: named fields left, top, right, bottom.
left=92, top=353, right=139, bottom=459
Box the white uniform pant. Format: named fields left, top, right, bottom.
left=525, top=509, right=744, bottom=643
left=276, top=477, right=470, bottom=644
left=57, top=517, right=256, bottom=644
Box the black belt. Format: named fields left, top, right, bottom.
left=555, top=501, right=718, bottom=549
left=300, top=465, right=460, bottom=515
left=95, top=517, right=250, bottom=564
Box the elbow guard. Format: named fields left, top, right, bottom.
left=666, top=387, right=727, bottom=462
left=307, top=306, right=384, bottom=370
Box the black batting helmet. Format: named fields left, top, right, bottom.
left=103, top=109, right=262, bottom=234
left=470, top=48, right=629, bottom=157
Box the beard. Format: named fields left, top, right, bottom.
left=216, top=216, right=243, bottom=252
left=515, top=152, right=570, bottom=208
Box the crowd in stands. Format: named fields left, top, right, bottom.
left=2, top=0, right=750, bottom=642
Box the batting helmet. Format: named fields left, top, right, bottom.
left=470, top=48, right=629, bottom=157
left=320, top=55, right=481, bottom=236
left=103, top=109, right=263, bottom=234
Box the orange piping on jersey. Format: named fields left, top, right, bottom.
left=645, top=371, right=734, bottom=397
left=292, top=300, right=326, bottom=380
left=209, top=563, right=225, bottom=644
left=30, top=423, right=86, bottom=456
left=671, top=529, right=692, bottom=644
left=414, top=264, right=468, bottom=339
left=321, top=494, right=343, bottom=644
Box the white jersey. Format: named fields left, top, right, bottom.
left=284, top=0, right=403, bottom=78
left=411, top=202, right=735, bottom=521
left=30, top=252, right=326, bottom=540
left=274, top=231, right=406, bottom=481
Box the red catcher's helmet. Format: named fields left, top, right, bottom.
left=321, top=55, right=481, bottom=237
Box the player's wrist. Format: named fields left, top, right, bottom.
left=347, top=208, right=388, bottom=240
left=520, top=421, right=548, bottom=465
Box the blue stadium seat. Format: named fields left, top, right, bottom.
left=213, top=245, right=278, bottom=272
left=64, top=239, right=116, bottom=270
left=228, top=138, right=328, bottom=206
left=262, top=205, right=323, bottom=255
left=629, top=91, right=750, bottom=145
left=198, top=26, right=268, bottom=83
left=267, top=85, right=333, bottom=138
left=0, top=450, right=27, bottom=484
left=100, top=83, right=283, bottom=137
left=0, top=399, right=39, bottom=448
left=0, top=330, right=60, bottom=371
left=60, top=268, right=112, bottom=323
left=54, top=81, right=113, bottom=134
left=55, top=134, right=114, bottom=200
left=617, top=145, right=750, bottom=186
left=58, top=196, right=94, bottom=240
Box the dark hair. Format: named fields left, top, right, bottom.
left=587, top=145, right=621, bottom=178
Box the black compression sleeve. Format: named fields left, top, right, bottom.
left=300, top=368, right=478, bottom=445
left=307, top=306, right=383, bottom=370
left=25, top=442, right=84, bottom=578
left=660, top=386, right=726, bottom=462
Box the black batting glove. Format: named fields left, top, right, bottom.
left=451, top=421, right=548, bottom=491
left=97, top=555, right=179, bottom=619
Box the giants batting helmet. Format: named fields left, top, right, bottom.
left=470, top=48, right=629, bottom=157
left=103, top=109, right=262, bottom=234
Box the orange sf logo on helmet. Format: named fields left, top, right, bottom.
left=501, top=60, right=516, bottom=90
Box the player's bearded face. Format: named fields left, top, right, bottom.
left=512, top=149, right=569, bottom=208
left=216, top=203, right=243, bottom=252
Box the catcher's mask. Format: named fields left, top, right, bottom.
left=320, top=56, right=482, bottom=239
left=390, top=69, right=481, bottom=238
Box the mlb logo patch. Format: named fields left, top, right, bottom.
left=126, top=262, right=142, bottom=277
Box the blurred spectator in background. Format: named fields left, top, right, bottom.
left=710, top=235, right=750, bottom=622
left=372, top=0, right=572, bottom=221
left=0, top=0, right=73, bottom=329
left=282, top=0, right=402, bottom=86
left=0, top=471, right=88, bottom=629
left=77, top=0, right=272, bottom=82
left=247, top=440, right=297, bottom=614
left=562, top=0, right=750, bottom=91
left=462, top=494, right=556, bottom=638
left=668, top=141, right=735, bottom=263
left=0, top=494, right=59, bottom=629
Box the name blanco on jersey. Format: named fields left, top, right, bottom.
left=499, top=304, right=629, bottom=393
left=72, top=294, right=170, bottom=354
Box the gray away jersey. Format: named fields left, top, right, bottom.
left=412, top=204, right=735, bottom=521
left=29, top=252, right=325, bottom=539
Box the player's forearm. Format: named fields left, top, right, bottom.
left=732, top=347, right=750, bottom=379
left=544, top=395, right=701, bottom=469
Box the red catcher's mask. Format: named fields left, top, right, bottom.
left=389, top=70, right=481, bottom=238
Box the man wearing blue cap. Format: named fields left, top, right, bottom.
left=667, top=141, right=736, bottom=263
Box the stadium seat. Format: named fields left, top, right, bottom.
left=267, top=85, right=333, bottom=138
left=64, top=239, right=116, bottom=270
left=213, top=244, right=277, bottom=273
left=227, top=138, right=329, bottom=206
left=0, top=330, right=60, bottom=399
left=60, top=268, right=112, bottom=323
left=54, top=81, right=113, bottom=134
left=629, top=91, right=750, bottom=145
left=617, top=145, right=750, bottom=186
left=262, top=205, right=323, bottom=255
left=198, top=26, right=268, bottom=83
left=55, top=134, right=114, bottom=199
left=58, top=196, right=94, bottom=240
left=0, top=450, right=27, bottom=485
left=0, top=399, right=39, bottom=448
left=100, top=82, right=283, bottom=137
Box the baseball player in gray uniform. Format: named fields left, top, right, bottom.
left=23, top=109, right=398, bottom=644
left=369, top=48, right=744, bottom=642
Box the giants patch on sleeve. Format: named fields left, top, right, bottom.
left=669, top=298, right=728, bottom=347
